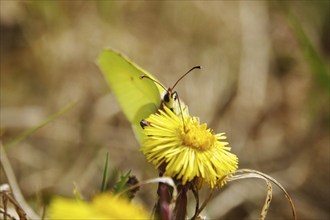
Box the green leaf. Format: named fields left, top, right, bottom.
left=113, top=170, right=131, bottom=194
left=101, top=152, right=110, bottom=192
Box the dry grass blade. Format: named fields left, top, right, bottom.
left=0, top=145, right=39, bottom=219
left=3, top=101, right=78, bottom=149
left=228, top=172, right=272, bottom=220
left=0, top=209, right=16, bottom=220
left=262, top=180, right=272, bottom=220
left=228, top=169, right=297, bottom=220
left=1, top=184, right=27, bottom=220
left=1, top=101, right=78, bottom=219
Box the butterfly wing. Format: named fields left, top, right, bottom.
left=97, top=49, right=165, bottom=143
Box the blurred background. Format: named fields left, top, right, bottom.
left=1, top=1, right=329, bottom=219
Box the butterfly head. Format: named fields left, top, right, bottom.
left=140, top=65, right=201, bottom=115
left=162, top=88, right=179, bottom=113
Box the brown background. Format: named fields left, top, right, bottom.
left=1, top=1, right=329, bottom=219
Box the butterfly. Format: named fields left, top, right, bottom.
left=97, top=49, right=200, bottom=143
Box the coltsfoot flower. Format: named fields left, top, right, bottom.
left=48, top=193, right=149, bottom=219
left=141, top=106, right=238, bottom=188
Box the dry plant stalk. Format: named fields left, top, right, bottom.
left=0, top=144, right=40, bottom=220
left=227, top=169, right=297, bottom=220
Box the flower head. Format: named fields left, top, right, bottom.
left=141, top=106, right=238, bottom=188
left=48, top=193, right=149, bottom=219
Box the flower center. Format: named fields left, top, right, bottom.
left=181, top=119, right=216, bottom=151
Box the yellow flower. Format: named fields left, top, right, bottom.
left=48, top=193, right=149, bottom=219
left=141, top=106, right=238, bottom=188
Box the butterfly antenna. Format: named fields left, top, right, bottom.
left=172, top=66, right=201, bottom=90
left=140, top=75, right=167, bottom=91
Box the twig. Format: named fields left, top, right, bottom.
left=0, top=144, right=40, bottom=219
